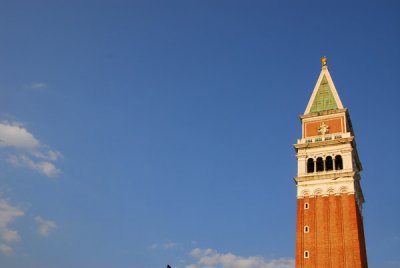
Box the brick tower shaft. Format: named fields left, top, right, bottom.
left=294, top=57, right=368, bottom=268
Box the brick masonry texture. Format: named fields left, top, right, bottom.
left=295, top=194, right=368, bottom=268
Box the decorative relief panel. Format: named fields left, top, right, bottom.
left=304, top=117, right=344, bottom=138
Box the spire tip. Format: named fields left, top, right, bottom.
left=321, top=56, right=328, bottom=67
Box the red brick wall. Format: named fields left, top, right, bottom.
left=304, top=117, right=344, bottom=138
left=295, top=194, right=368, bottom=268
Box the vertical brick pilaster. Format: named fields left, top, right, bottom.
left=325, top=196, right=331, bottom=268
left=347, top=194, right=368, bottom=268
left=356, top=203, right=368, bottom=268
left=296, top=198, right=304, bottom=268
left=328, top=195, right=344, bottom=267
left=342, top=194, right=355, bottom=267
left=309, top=197, right=316, bottom=268
left=315, top=196, right=329, bottom=267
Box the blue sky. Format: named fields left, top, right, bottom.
left=0, top=1, right=399, bottom=267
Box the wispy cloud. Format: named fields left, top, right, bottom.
left=149, top=241, right=178, bottom=250
left=0, top=199, right=24, bottom=256
left=0, top=199, right=24, bottom=243
left=186, top=248, right=294, bottom=268
left=0, top=243, right=14, bottom=256
left=25, top=82, right=48, bottom=90
left=149, top=243, right=158, bottom=250
left=32, top=150, right=62, bottom=161
left=35, top=216, right=57, bottom=236
left=8, top=154, right=60, bottom=177
left=0, top=121, right=62, bottom=177
left=164, top=241, right=178, bottom=249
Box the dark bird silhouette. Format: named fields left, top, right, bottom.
left=167, top=265, right=172, bottom=268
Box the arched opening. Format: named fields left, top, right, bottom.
left=335, top=155, right=343, bottom=170
left=325, top=156, right=333, bottom=171
left=316, top=157, right=324, bottom=172
left=307, top=158, right=314, bottom=173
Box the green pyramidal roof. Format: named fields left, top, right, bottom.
left=309, top=75, right=338, bottom=113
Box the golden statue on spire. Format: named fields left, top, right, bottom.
left=321, top=56, right=328, bottom=67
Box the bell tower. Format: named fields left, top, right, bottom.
left=294, top=57, right=368, bottom=267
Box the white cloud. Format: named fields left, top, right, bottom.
left=0, top=244, right=14, bottom=256
left=32, top=150, right=63, bottom=161
left=0, top=123, right=39, bottom=149
left=149, top=241, right=179, bottom=250
left=186, top=248, right=294, bottom=268
left=0, top=121, right=62, bottom=177
left=1, top=229, right=20, bottom=242
left=35, top=216, right=57, bottom=236
left=25, top=82, right=47, bottom=90
left=149, top=243, right=158, bottom=249
left=0, top=199, right=24, bottom=245
left=8, top=154, right=60, bottom=177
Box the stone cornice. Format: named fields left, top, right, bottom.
left=295, top=174, right=364, bottom=212
left=294, top=171, right=356, bottom=183
left=299, top=108, right=348, bottom=120
left=294, top=137, right=354, bottom=150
